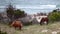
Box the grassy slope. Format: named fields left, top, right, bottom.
left=15, top=22, right=60, bottom=34
left=0, top=22, right=60, bottom=34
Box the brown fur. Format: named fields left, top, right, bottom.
left=11, top=20, right=23, bottom=30
left=40, top=17, right=48, bottom=25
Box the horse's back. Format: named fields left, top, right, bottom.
left=11, top=20, right=23, bottom=27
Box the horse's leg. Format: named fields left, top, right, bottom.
left=40, top=22, right=43, bottom=25
left=19, top=26, right=22, bottom=30
left=14, top=26, right=17, bottom=30
left=46, top=21, right=48, bottom=25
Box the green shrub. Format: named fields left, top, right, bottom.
left=0, top=31, right=7, bottom=34
left=23, top=22, right=32, bottom=26
left=48, top=9, right=60, bottom=22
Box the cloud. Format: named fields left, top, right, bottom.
left=16, top=5, right=56, bottom=9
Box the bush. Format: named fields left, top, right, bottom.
left=0, top=31, right=7, bottom=34
left=23, top=22, right=32, bottom=26
left=48, top=9, right=60, bottom=22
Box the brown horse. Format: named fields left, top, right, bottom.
left=10, top=20, right=23, bottom=30
left=40, top=17, right=49, bottom=25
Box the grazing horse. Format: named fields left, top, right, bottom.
left=10, top=20, right=23, bottom=30
left=40, top=17, right=49, bottom=25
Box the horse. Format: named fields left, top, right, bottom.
left=10, top=20, right=23, bottom=30
left=40, top=17, right=49, bottom=25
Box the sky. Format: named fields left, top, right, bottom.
left=0, top=0, right=60, bottom=14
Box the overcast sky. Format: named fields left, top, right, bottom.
left=0, top=0, right=60, bottom=14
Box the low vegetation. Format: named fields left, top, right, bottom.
left=0, top=31, right=7, bottom=34
left=0, top=22, right=60, bottom=34
left=48, top=9, right=60, bottom=22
